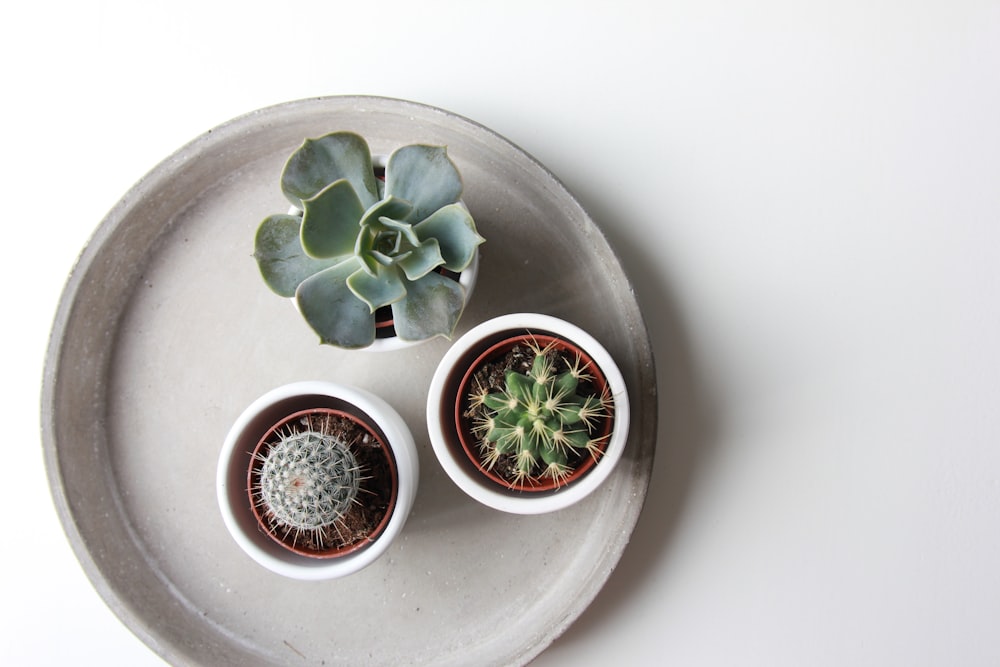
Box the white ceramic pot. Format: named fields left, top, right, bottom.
left=217, top=381, right=418, bottom=580
left=426, top=313, right=630, bottom=515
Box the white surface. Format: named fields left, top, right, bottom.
left=5, top=1, right=999, bottom=665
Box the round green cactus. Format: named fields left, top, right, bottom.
left=254, top=427, right=363, bottom=547
left=253, top=131, right=485, bottom=349
left=468, top=340, right=614, bottom=487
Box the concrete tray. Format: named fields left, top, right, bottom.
left=42, top=96, right=656, bottom=666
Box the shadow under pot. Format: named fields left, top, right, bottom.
left=427, top=313, right=630, bottom=515
left=217, top=381, right=418, bottom=580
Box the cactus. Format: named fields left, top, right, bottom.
left=253, top=131, right=485, bottom=349
left=468, top=339, right=614, bottom=488
left=253, top=424, right=364, bottom=549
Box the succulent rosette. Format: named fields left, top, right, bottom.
left=253, top=131, right=485, bottom=349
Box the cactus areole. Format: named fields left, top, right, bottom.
left=248, top=408, right=398, bottom=558
left=455, top=332, right=617, bottom=492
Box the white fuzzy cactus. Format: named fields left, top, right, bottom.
left=255, top=428, right=362, bottom=544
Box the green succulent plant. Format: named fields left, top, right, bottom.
left=469, top=340, right=614, bottom=487
left=253, top=131, right=485, bottom=349
left=253, top=425, right=364, bottom=549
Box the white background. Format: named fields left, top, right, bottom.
left=4, top=1, right=1000, bottom=665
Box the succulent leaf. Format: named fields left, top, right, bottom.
left=390, top=270, right=466, bottom=341
left=397, top=238, right=445, bottom=281
left=281, top=132, right=379, bottom=208
left=384, top=145, right=463, bottom=222
left=300, top=180, right=366, bottom=259
left=295, top=260, right=376, bottom=348
left=357, top=195, right=414, bottom=230
left=369, top=248, right=409, bottom=267
left=346, top=263, right=407, bottom=312
left=254, top=214, right=342, bottom=297
left=354, top=199, right=416, bottom=277
left=413, top=203, right=484, bottom=272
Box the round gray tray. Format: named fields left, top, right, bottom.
left=42, top=96, right=656, bottom=666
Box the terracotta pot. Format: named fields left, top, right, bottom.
left=453, top=333, right=614, bottom=492
left=218, top=381, right=418, bottom=580
left=427, top=313, right=630, bottom=515
left=247, top=407, right=398, bottom=559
